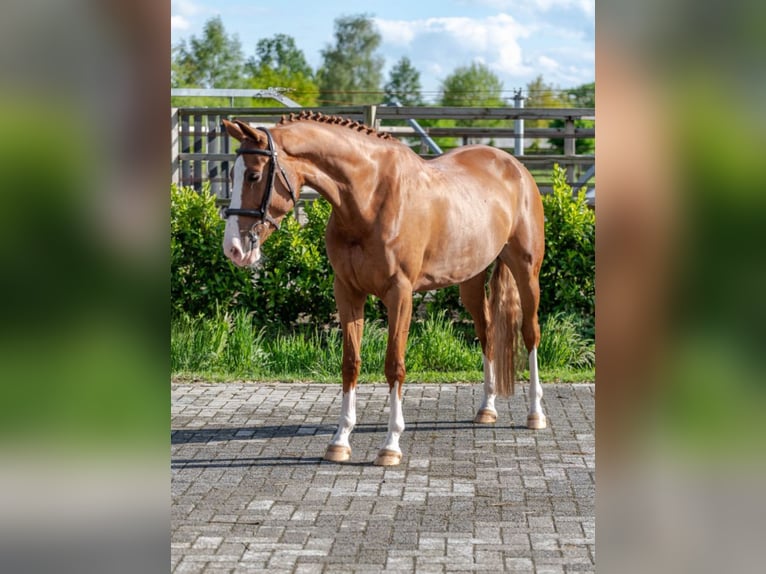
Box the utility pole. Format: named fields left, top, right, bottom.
left=512, top=89, right=524, bottom=156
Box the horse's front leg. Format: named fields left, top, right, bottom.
left=375, top=279, right=413, bottom=466
left=324, top=279, right=366, bottom=463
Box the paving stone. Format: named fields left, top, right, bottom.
left=172, top=382, right=594, bottom=573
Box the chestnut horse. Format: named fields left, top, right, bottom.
left=221, top=112, right=547, bottom=466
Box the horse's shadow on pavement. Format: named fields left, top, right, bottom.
left=171, top=420, right=527, bottom=468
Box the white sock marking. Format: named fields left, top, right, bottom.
left=528, top=348, right=544, bottom=418
left=479, top=354, right=497, bottom=413
left=381, top=382, right=405, bottom=453
left=330, top=388, right=356, bottom=449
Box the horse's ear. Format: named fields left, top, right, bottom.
left=222, top=119, right=267, bottom=145
left=222, top=118, right=245, bottom=141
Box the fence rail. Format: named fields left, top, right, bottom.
left=171, top=105, right=595, bottom=203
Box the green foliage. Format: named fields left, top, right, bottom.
left=170, top=308, right=268, bottom=375
left=564, top=82, right=595, bottom=107
left=171, top=16, right=246, bottom=88
left=171, top=184, right=341, bottom=327
left=440, top=62, right=504, bottom=109
left=539, top=165, right=595, bottom=331
left=170, top=308, right=594, bottom=380
left=245, top=34, right=319, bottom=106
left=171, top=183, right=256, bottom=317
left=250, top=34, right=314, bottom=78
left=406, top=312, right=482, bottom=372
left=537, top=312, right=595, bottom=369
left=384, top=56, right=424, bottom=105
left=317, top=14, right=384, bottom=104
left=254, top=200, right=337, bottom=327
left=439, top=63, right=505, bottom=136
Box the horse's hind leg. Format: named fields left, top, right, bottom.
left=500, top=235, right=547, bottom=430
left=324, top=277, right=366, bottom=462
left=459, top=272, right=497, bottom=424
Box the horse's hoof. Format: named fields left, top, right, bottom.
left=373, top=449, right=402, bottom=466
left=527, top=413, right=547, bottom=430
left=323, top=444, right=352, bottom=462
left=474, top=408, right=498, bottom=424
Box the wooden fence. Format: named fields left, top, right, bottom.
left=171, top=105, right=595, bottom=204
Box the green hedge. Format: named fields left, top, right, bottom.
left=539, top=165, right=595, bottom=333
left=171, top=182, right=255, bottom=317
left=171, top=164, right=594, bottom=333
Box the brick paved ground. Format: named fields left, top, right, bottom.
left=171, top=382, right=594, bottom=573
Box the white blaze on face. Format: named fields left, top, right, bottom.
left=223, top=156, right=261, bottom=266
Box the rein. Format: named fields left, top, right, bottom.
left=223, top=126, right=296, bottom=230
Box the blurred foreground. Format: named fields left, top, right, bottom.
left=0, top=1, right=169, bottom=572
left=598, top=0, right=766, bottom=571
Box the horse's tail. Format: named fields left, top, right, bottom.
left=487, top=258, right=522, bottom=397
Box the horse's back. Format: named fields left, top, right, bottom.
left=429, top=144, right=536, bottom=192
left=423, top=145, right=540, bottom=219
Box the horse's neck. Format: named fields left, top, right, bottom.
left=278, top=124, right=382, bottom=223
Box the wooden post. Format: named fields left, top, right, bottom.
left=564, top=117, right=576, bottom=184
left=171, top=108, right=179, bottom=184
left=363, top=105, right=377, bottom=127
left=207, top=114, right=219, bottom=198
left=193, top=114, right=203, bottom=191
left=221, top=119, right=231, bottom=201
left=180, top=112, right=190, bottom=187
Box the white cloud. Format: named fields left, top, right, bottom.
left=173, top=0, right=202, bottom=17
left=465, top=0, right=594, bottom=16
left=171, top=15, right=190, bottom=31
left=375, top=14, right=533, bottom=77
left=536, top=55, right=559, bottom=71
left=374, top=19, right=417, bottom=46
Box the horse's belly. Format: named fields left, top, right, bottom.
left=412, top=237, right=500, bottom=291
left=410, top=192, right=513, bottom=291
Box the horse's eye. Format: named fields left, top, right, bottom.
left=247, top=171, right=262, bottom=183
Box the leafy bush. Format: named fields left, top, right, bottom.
left=539, top=165, right=595, bottom=332
left=171, top=183, right=256, bottom=317
left=253, top=199, right=337, bottom=327
left=171, top=184, right=338, bottom=327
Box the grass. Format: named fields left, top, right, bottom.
left=171, top=308, right=595, bottom=383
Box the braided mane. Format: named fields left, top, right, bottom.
left=278, top=110, right=395, bottom=141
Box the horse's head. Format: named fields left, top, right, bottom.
left=221, top=118, right=297, bottom=267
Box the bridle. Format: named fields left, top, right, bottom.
left=223, top=126, right=297, bottom=231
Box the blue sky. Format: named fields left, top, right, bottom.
left=171, top=0, right=594, bottom=103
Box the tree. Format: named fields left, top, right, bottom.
left=439, top=63, right=504, bottom=142
left=525, top=74, right=568, bottom=110
left=245, top=34, right=318, bottom=106
left=247, top=34, right=313, bottom=78
left=384, top=57, right=423, bottom=105
left=523, top=75, right=569, bottom=152
left=317, top=14, right=384, bottom=105
left=439, top=62, right=505, bottom=108
left=563, top=81, right=595, bottom=107
left=171, top=16, right=246, bottom=89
